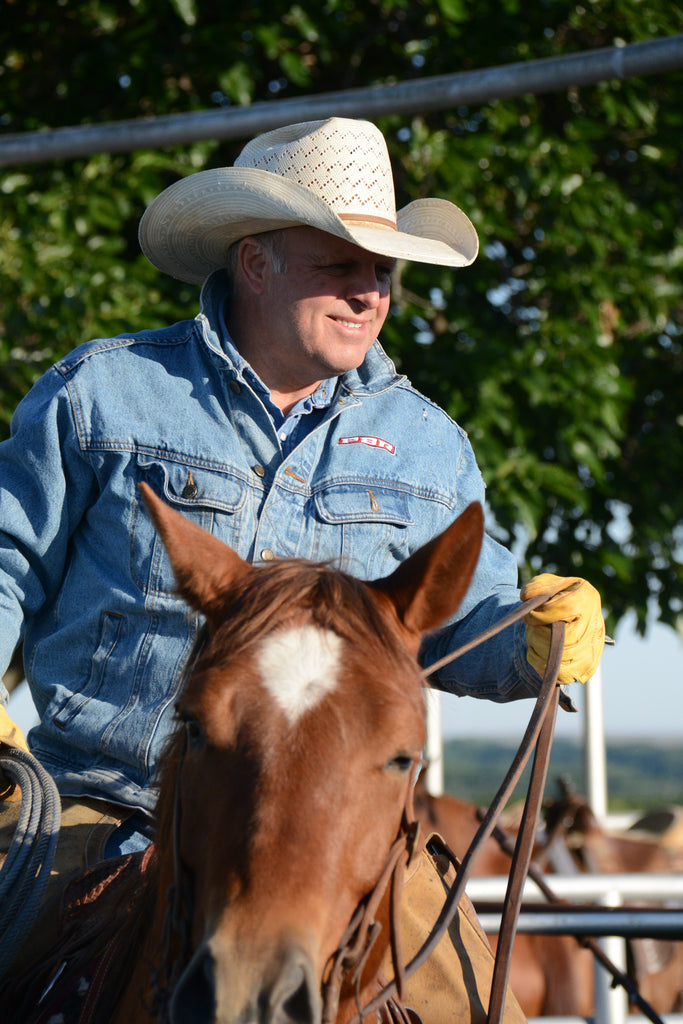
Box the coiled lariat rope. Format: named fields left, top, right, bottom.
left=0, top=747, right=61, bottom=980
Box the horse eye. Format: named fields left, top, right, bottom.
left=386, top=754, right=415, bottom=774
left=184, top=716, right=205, bottom=750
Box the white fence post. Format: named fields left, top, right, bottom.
left=594, top=889, right=629, bottom=1024
left=423, top=688, right=444, bottom=796
left=584, top=662, right=608, bottom=825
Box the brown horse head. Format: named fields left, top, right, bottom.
left=137, top=483, right=483, bottom=1024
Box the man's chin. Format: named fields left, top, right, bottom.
left=325, top=344, right=376, bottom=376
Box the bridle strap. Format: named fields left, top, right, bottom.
left=321, top=785, right=422, bottom=1024
left=419, top=590, right=554, bottom=680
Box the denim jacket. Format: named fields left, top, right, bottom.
left=0, top=272, right=540, bottom=813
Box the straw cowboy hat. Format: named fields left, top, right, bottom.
left=139, top=117, right=479, bottom=285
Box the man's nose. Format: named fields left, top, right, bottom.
left=346, top=270, right=385, bottom=309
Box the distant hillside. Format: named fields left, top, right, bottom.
left=442, top=738, right=683, bottom=811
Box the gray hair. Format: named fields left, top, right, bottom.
left=225, top=229, right=289, bottom=287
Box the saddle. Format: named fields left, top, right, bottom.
left=1, top=846, right=154, bottom=1024
left=387, top=837, right=527, bottom=1024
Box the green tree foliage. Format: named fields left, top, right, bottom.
left=443, top=738, right=683, bottom=810
left=1, top=0, right=681, bottom=635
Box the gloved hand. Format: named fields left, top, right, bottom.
left=0, top=704, right=29, bottom=799
left=521, top=574, right=605, bottom=685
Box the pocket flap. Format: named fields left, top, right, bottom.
left=314, top=483, right=412, bottom=526
left=136, top=455, right=246, bottom=514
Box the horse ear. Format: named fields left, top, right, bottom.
left=138, top=482, right=252, bottom=621
left=371, top=502, right=484, bottom=638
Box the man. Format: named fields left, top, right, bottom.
left=0, top=117, right=603, bottom=1015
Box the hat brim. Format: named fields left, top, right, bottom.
left=138, top=167, right=479, bottom=285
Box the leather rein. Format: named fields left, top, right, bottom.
left=325, top=595, right=566, bottom=1024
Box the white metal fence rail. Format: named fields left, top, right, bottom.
left=1, top=35, right=682, bottom=166
left=467, top=873, right=683, bottom=1024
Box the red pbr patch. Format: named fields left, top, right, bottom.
left=338, top=435, right=396, bottom=455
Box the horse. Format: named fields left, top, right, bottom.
left=544, top=775, right=680, bottom=874
left=543, top=777, right=683, bottom=1013
left=413, top=779, right=595, bottom=1017
left=3, top=487, right=489, bottom=1024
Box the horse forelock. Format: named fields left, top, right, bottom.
left=195, top=558, right=416, bottom=681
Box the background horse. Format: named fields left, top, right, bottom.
left=416, top=774, right=683, bottom=1016
left=413, top=779, right=594, bottom=1017
left=5, top=489, right=486, bottom=1024
left=543, top=777, right=683, bottom=1014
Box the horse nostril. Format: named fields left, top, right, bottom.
left=170, top=946, right=216, bottom=1024
left=268, top=950, right=321, bottom=1024
left=281, top=972, right=315, bottom=1023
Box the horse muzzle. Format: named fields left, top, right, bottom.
left=169, top=938, right=323, bottom=1024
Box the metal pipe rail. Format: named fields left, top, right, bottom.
left=468, top=873, right=683, bottom=1024
left=467, top=872, right=683, bottom=903
left=528, top=1017, right=683, bottom=1024
left=1, top=35, right=682, bottom=166
left=475, top=904, right=683, bottom=938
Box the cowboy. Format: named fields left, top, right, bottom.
left=0, top=117, right=604, bottom=1017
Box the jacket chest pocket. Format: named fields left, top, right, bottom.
left=313, top=481, right=413, bottom=580
left=130, top=455, right=247, bottom=600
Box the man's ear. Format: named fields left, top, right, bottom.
left=237, top=236, right=269, bottom=295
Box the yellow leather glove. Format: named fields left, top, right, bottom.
left=521, top=573, right=605, bottom=685
left=0, top=704, right=29, bottom=753
left=0, top=704, right=29, bottom=800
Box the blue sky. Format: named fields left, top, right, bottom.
left=438, top=613, right=683, bottom=742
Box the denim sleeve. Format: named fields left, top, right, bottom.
left=0, top=367, right=97, bottom=696
left=419, top=433, right=543, bottom=703
left=421, top=587, right=544, bottom=703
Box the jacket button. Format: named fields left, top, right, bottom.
left=261, top=549, right=275, bottom=560
left=230, top=380, right=242, bottom=394
left=252, top=464, right=266, bottom=478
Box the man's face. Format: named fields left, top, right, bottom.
left=254, top=226, right=395, bottom=390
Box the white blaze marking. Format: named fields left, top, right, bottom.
left=257, top=625, right=343, bottom=724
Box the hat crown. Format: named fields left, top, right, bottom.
left=234, top=118, right=398, bottom=228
